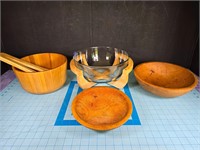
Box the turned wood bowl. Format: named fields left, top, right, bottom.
left=71, top=86, right=133, bottom=131
left=12, top=53, right=67, bottom=94
left=134, top=62, right=198, bottom=98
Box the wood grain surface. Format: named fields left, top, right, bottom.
left=72, top=86, right=133, bottom=130
left=134, top=62, right=198, bottom=97
left=12, top=53, right=67, bottom=94
left=0, top=52, right=48, bottom=72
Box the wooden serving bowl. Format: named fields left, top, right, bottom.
left=12, top=53, right=67, bottom=94
left=134, top=62, right=198, bottom=98
left=72, top=86, right=133, bottom=131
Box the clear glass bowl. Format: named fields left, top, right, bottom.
left=73, top=46, right=129, bottom=83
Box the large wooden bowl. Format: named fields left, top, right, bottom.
left=12, top=53, right=67, bottom=94
left=72, top=86, right=133, bottom=131
left=134, top=62, right=198, bottom=98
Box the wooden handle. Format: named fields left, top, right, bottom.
left=0, top=53, right=48, bottom=72
left=0, top=53, right=35, bottom=72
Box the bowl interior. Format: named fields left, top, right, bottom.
left=73, top=46, right=129, bottom=66
left=72, top=86, right=132, bottom=130
left=135, top=62, right=196, bottom=88
left=18, top=53, right=66, bottom=71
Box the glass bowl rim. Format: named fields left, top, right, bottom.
left=73, top=46, right=129, bottom=68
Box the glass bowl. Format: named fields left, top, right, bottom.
left=73, top=46, right=129, bottom=83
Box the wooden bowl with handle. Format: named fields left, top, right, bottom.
left=12, top=53, right=67, bottom=94
left=134, top=62, right=198, bottom=98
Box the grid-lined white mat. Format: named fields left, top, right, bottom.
left=0, top=71, right=199, bottom=150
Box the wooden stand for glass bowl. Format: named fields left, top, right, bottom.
left=70, top=57, right=133, bottom=89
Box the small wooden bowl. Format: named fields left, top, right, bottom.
left=72, top=86, right=133, bottom=131
left=134, top=62, right=198, bottom=98
left=12, top=53, right=67, bottom=94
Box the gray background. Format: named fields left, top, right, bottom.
left=1, top=1, right=199, bottom=75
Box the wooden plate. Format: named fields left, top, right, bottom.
left=71, top=86, right=133, bottom=131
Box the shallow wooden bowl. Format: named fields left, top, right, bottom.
left=134, top=62, right=198, bottom=98
left=72, top=86, right=133, bottom=131
left=12, top=53, right=67, bottom=94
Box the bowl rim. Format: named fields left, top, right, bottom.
left=12, top=52, right=67, bottom=74
left=134, top=61, right=198, bottom=91
left=73, top=46, right=129, bottom=68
